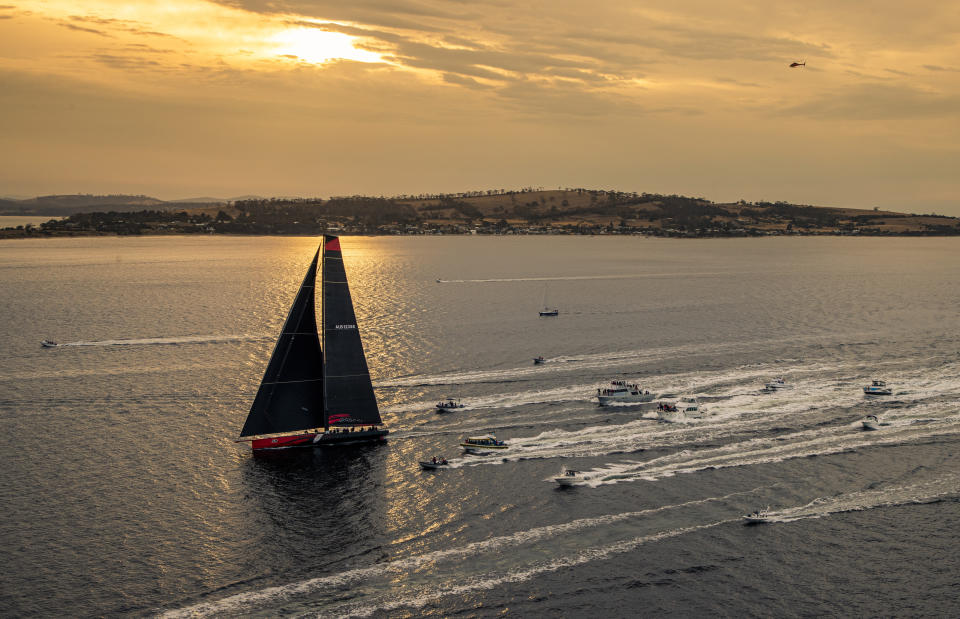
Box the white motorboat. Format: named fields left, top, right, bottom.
left=863, top=380, right=892, bottom=396
left=419, top=457, right=450, bottom=469
left=861, top=414, right=882, bottom=430
left=40, top=339, right=58, bottom=348
left=764, top=377, right=792, bottom=391
left=743, top=507, right=773, bottom=524
left=436, top=397, right=465, bottom=412
left=657, top=401, right=683, bottom=423
left=553, top=468, right=586, bottom=486
left=597, top=380, right=655, bottom=405
left=679, top=396, right=705, bottom=419
left=460, top=435, right=508, bottom=453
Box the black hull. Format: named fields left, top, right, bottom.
left=316, top=429, right=389, bottom=446
left=251, top=429, right=388, bottom=451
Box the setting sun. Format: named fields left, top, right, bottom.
left=271, top=27, right=383, bottom=64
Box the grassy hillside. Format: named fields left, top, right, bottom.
left=3, top=188, right=957, bottom=237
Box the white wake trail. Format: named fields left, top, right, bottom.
left=59, top=334, right=268, bottom=347
left=162, top=488, right=764, bottom=618
left=325, top=520, right=735, bottom=618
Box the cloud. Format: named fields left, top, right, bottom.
left=715, top=77, right=761, bottom=88
left=562, top=25, right=833, bottom=63
left=782, top=83, right=960, bottom=120
left=442, top=72, right=492, bottom=89
left=3, top=0, right=959, bottom=211
left=57, top=21, right=112, bottom=36
left=91, top=54, right=165, bottom=70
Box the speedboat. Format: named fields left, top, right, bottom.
left=40, top=340, right=58, bottom=348
left=679, top=396, right=705, bottom=419
left=743, top=507, right=773, bottom=524
left=539, top=308, right=559, bottom=317
left=419, top=457, right=450, bottom=469
left=657, top=401, right=683, bottom=423
left=553, top=468, right=586, bottom=486
left=460, top=435, right=508, bottom=453
left=764, top=377, right=792, bottom=391
left=863, top=380, right=892, bottom=396
left=436, top=398, right=465, bottom=412
left=533, top=356, right=546, bottom=365
left=597, top=380, right=655, bottom=405
left=861, top=414, right=882, bottom=430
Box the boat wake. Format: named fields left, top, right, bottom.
left=161, top=487, right=763, bottom=618
left=577, top=412, right=960, bottom=487
left=750, top=473, right=960, bottom=524
left=54, top=334, right=268, bottom=348
left=329, top=520, right=735, bottom=618
left=375, top=332, right=902, bottom=388
left=439, top=399, right=960, bottom=476
left=435, top=272, right=730, bottom=284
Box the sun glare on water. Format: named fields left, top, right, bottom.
left=272, top=27, right=383, bottom=64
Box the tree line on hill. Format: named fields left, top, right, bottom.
left=3, top=189, right=958, bottom=237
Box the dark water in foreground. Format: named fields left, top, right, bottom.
left=1, top=235, right=958, bottom=617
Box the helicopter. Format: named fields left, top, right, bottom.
left=789, top=61, right=806, bottom=68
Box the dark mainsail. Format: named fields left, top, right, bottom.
left=321, top=235, right=382, bottom=427
left=239, top=248, right=325, bottom=438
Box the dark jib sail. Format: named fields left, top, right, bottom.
left=321, top=235, right=383, bottom=428
left=239, top=248, right=325, bottom=439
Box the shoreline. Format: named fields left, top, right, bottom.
left=3, top=229, right=960, bottom=241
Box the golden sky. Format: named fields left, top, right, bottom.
left=1, top=0, right=958, bottom=213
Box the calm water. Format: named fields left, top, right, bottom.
left=1, top=235, right=958, bottom=617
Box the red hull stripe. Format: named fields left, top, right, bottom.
left=325, top=237, right=341, bottom=252
left=251, top=433, right=317, bottom=450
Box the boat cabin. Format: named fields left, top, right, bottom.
left=599, top=380, right=645, bottom=396
left=462, top=435, right=505, bottom=447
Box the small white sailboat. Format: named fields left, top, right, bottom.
left=863, top=379, right=892, bottom=396
left=538, top=284, right=559, bottom=316
left=861, top=414, right=882, bottom=430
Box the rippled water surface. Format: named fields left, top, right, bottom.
left=1, top=235, right=959, bottom=617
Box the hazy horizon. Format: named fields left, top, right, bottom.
left=2, top=1, right=958, bottom=215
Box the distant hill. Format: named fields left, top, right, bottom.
left=3, top=188, right=958, bottom=237
left=168, top=196, right=227, bottom=204
left=0, top=194, right=226, bottom=216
